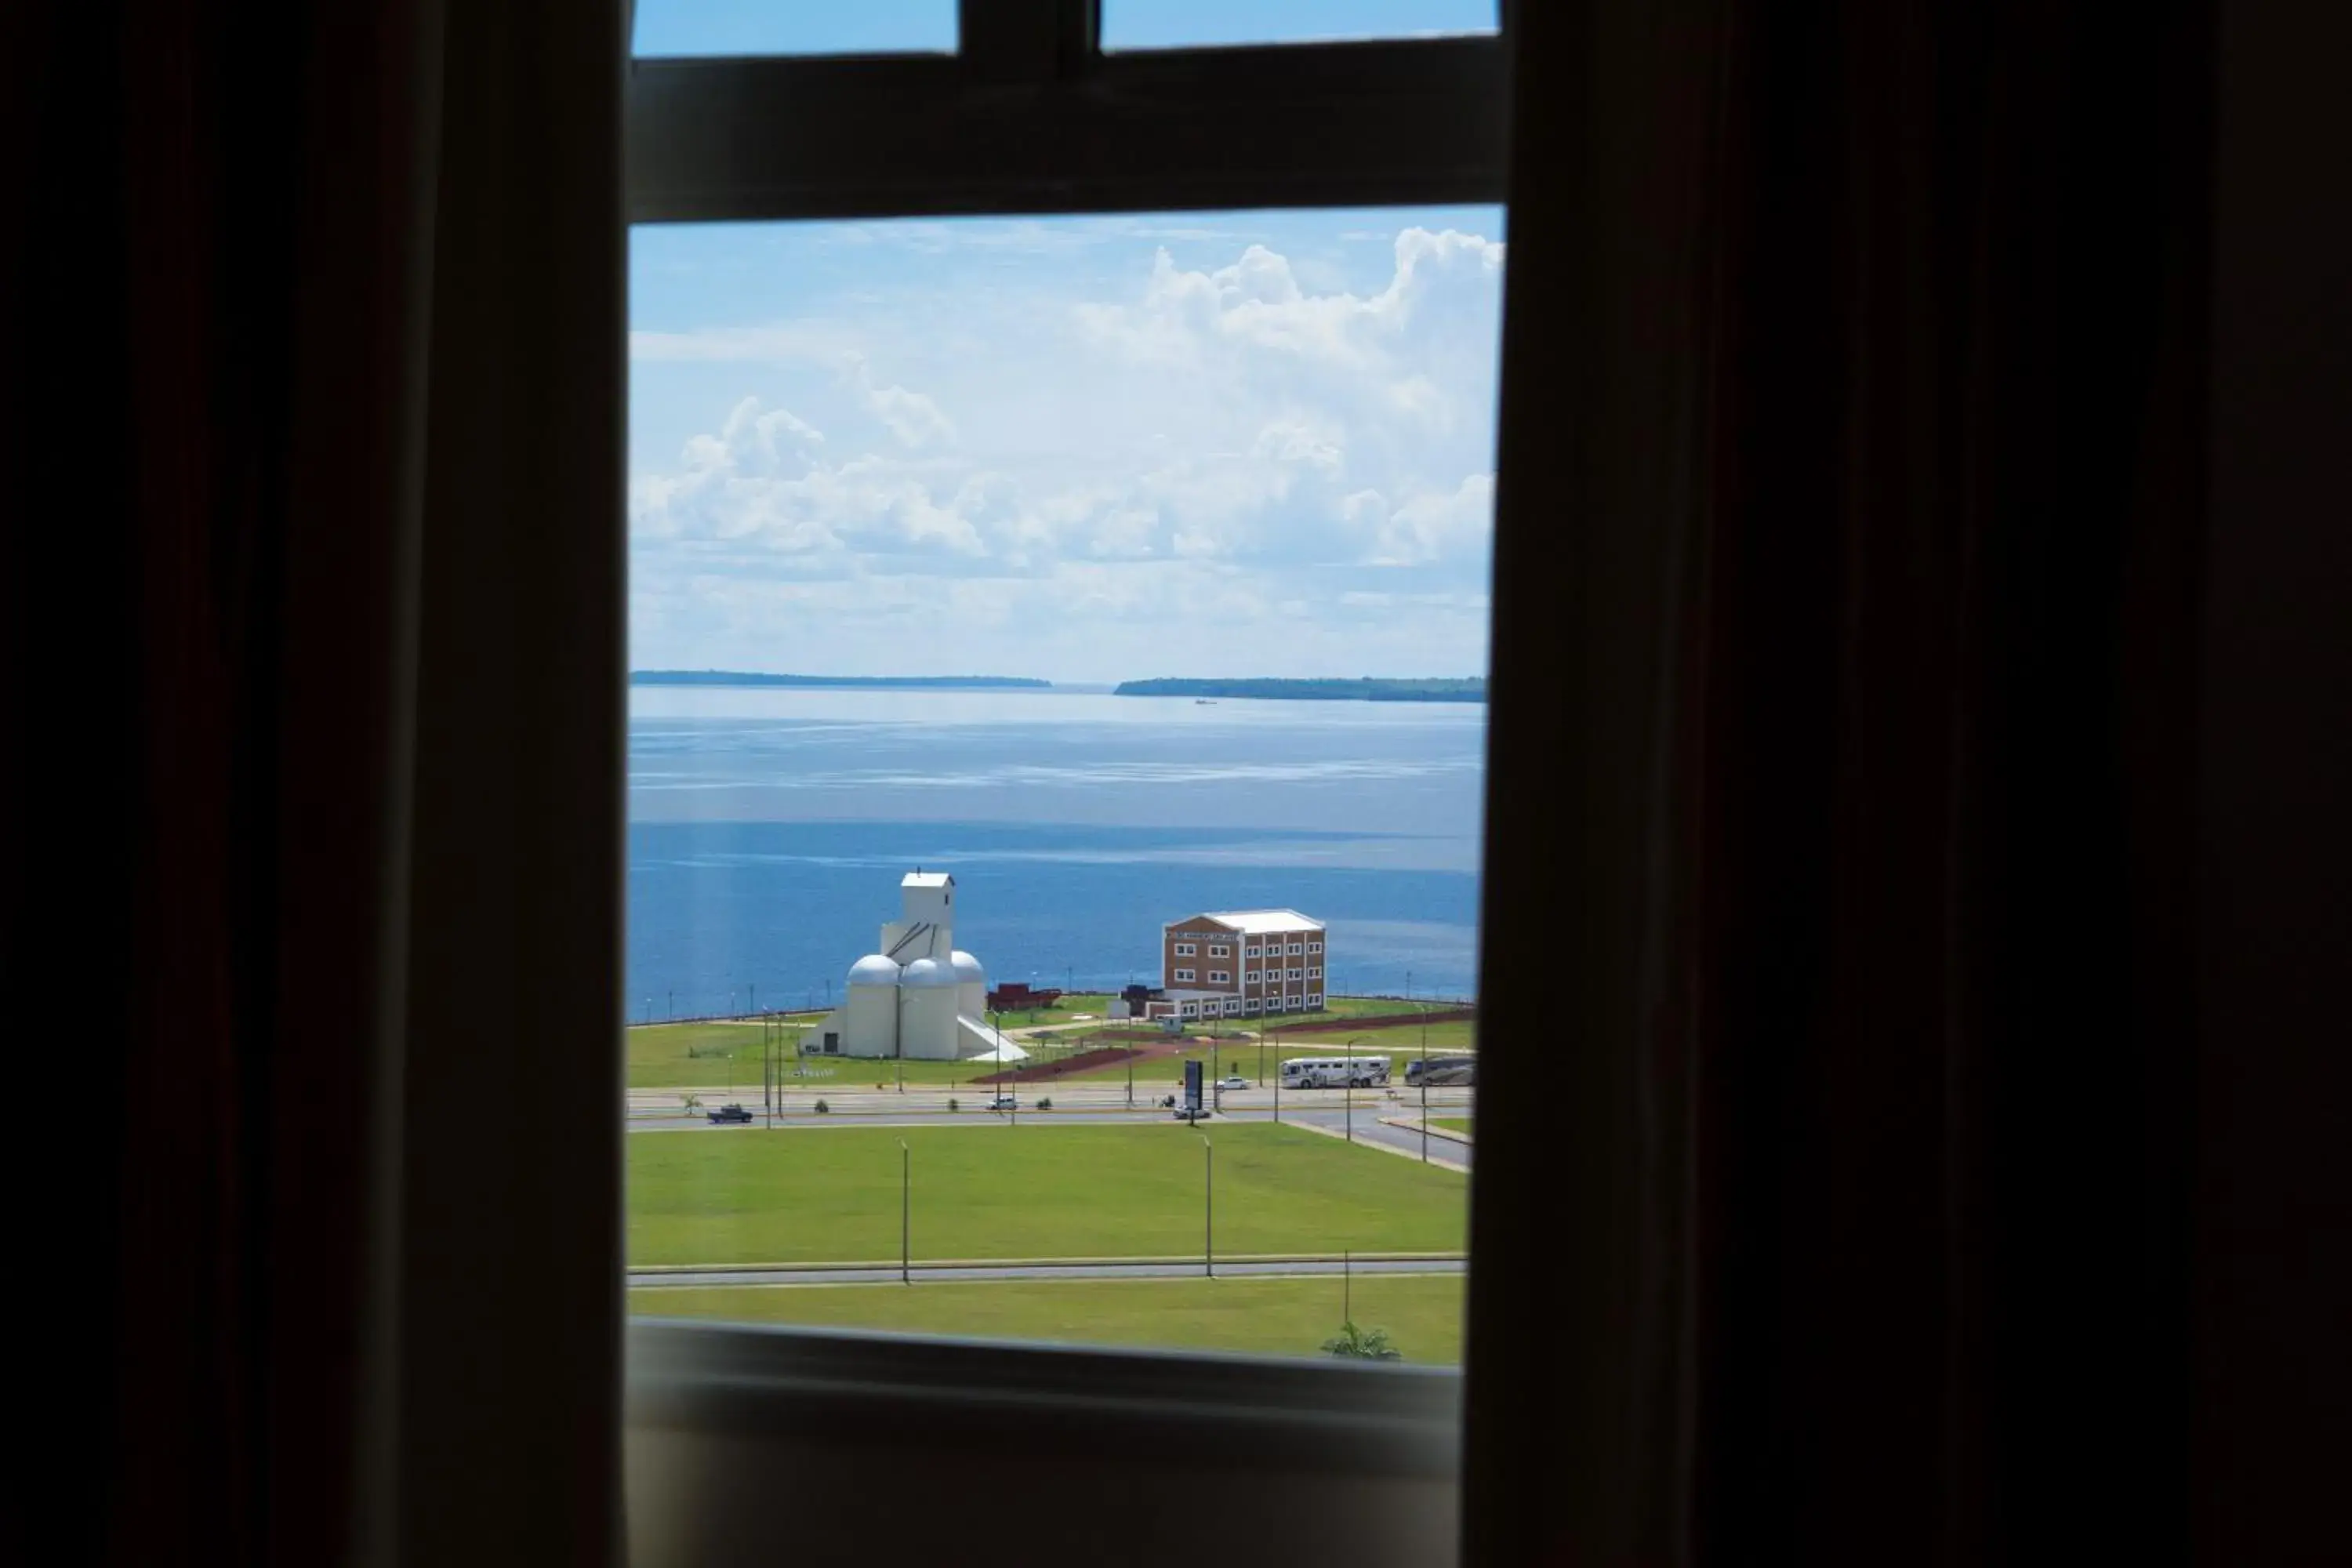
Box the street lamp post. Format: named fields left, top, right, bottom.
left=898, top=1138, right=911, bottom=1286
left=1202, top=1134, right=1214, bottom=1279
left=1345, top=1035, right=1370, bottom=1143
left=1419, top=993, right=1430, bottom=1163
left=994, top=1010, right=1015, bottom=1127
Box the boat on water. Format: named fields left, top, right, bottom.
left=1194, top=699, right=1217, bottom=704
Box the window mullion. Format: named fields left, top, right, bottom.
left=960, top=0, right=1098, bottom=83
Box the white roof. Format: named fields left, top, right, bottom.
left=902, top=871, right=953, bottom=888
left=1178, top=908, right=1325, bottom=935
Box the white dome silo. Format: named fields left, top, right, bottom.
left=899, top=956, right=958, bottom=1060
left=844, top=953, right=900, bottom=1054
left=951, top=949, right=987, bottom=1021
left=848, top=953, right=903, bottom=988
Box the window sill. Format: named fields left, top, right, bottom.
left=627, top=1320, right=1461, bottom=1564
left=629, top=1317, right=1459, bottom=1471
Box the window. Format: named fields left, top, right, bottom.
left=1308, top=993, right=1324, bottom=1007
left=1102, top=0, right=1499, bottom=53
left=633, top=0, right=960, bottom=60
left=1208, top=944, right=1229, bottom=957
left=1209, top=970, right=1229, bottom=982
left=1308, top=941, right=1323, bottom=953
left=625, top=1, right=1502, bottom=1376
left=1308, top=967, right=1322, bottom=979
left=1288, top=967, right=1304, bottom=981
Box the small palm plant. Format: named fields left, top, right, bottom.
left=1322, top=1322, right=1403, bottom=1361
left=680, top=1094, right=702, bottom=1116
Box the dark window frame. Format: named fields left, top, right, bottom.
left=626, top=0, right=1509, bottom=224
left=620, top=0, right=1511, bottom=1520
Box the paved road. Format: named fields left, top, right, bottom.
left=626, top=1098, right=1475, bottom=1170
left=632, top=1256, right=1466, bottom=1290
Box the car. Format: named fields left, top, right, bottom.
left=1217, top=1076, right=1250, bottom=1091
left=987, top=1095, right=1020, bottom=1112
left=706, top=1103, right=753, bottom=1124
left=1173, top=1105, right=1211, bottom=1120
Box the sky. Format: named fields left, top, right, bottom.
left=631, top=1, right=1498, bottom=57
left=627, top=6, right=1507, bottom=685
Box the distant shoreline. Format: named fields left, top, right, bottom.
left=1112, top=677, right=1486, bottom=704
left=632, top=671, right=1052, bottom=691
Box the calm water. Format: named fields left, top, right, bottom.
left=627, top=686, right=1486, bottom=1017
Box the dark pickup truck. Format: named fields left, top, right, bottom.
left=706, top=1103, right=753, bottom=1124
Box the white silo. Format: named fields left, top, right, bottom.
left=899, top=956, right=959, bottom=1059
left=951, top=949, right=987, bottom=1022
left=844, top=953, right=902, bottom=1057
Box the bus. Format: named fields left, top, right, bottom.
left=1404, top=1054, right=1475, bottom=1087
left=1279, top=1055, right=1391, bottom=1089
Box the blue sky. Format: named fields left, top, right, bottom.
left=631, top=209, right=1508, bottom=683
left=633, top=1, right=1498, bottom=57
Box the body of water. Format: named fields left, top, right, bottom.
left=628, top=686, right=1486, bottom=1018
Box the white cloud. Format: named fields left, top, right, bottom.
left=629, top=220, right=1505, bottom=677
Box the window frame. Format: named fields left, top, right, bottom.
left=626, top=2, right=1509, bottom=226
left=620, top=0, right=1512, bottom=1537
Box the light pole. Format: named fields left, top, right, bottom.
left=1345, top=1035, right=1370, bottom=1143
left=1272, top=1028, right=1281, bottom=1124
left=898, top=1138, right=910, bottom=1286
left=994, top=1010, right=1015, bottom=1127
left=1202, top=1134, right=1214, bottom=1279
left=1419, top=992, right=1430, bottom=1163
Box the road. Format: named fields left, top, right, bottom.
left=626, top=1090, right=1475, bottom=1170
left=632, top=1256, right=1465, bottom=1289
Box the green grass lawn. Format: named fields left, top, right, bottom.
left=628, top=1122, right=1468, bottom=1267
left=625, top=1001, right=1473, bottom=1091
left=630, top=1272, right=1465, bottom=1364
left=1425, top=1116, right=1472, bottom=1136
left=629, top=1022, right=1080, bottom=1091
left=1057, top=1036, right=1472, bottom=1087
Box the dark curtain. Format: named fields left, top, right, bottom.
left=1467, top=2, right=2209, bottom=1563
left=1, top=2, right=622, bottom=1564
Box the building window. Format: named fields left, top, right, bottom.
left=1208, top=945, right=1229, bottom=957
left=1244, top=945, right=1260, bottom=956
left=1308, top=967, right=1321, bottom=979
left=1244, top=1000, right=1261, bottom=1014
left=1208, top=970, right=1229, bottom=983
left=1287, top=943, right=1303, bottom=955
left=1307, top=942, right=1323, bottom=954
left=1287, top=967, right=1301, bottom=981
left=1174, top=942, right=1196, bottom=956
left=1174, top=967, right=1195, bottom=982
left=1307, top=993, right=1323, bottom=1009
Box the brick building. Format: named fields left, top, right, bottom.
left=1160, top=909, right=1327, bottom=1022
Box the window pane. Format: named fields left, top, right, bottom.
left=1102, top=0, right=1497, bottom=51
left=629, top=208, right=1498, bottom=1364
left=633, top=0, right=955, bottom=59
